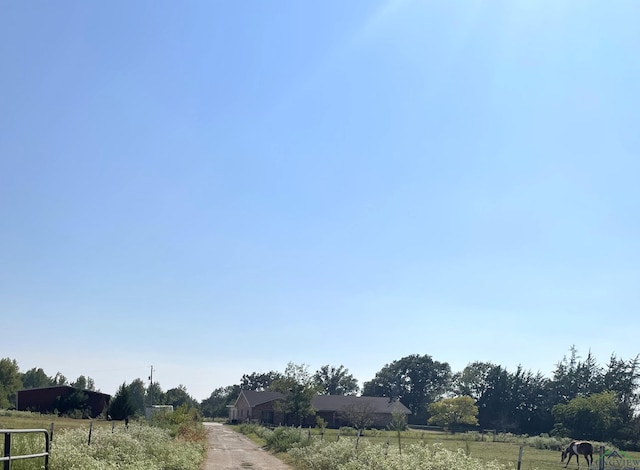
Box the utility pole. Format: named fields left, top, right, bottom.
left=148, top=365, right=154, bottom=405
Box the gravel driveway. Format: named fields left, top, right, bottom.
left=201, top=423, right=292, bottom=470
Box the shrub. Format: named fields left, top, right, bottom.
left=339, top=426, right=357, bottom=436
left=264, top=426, right=308, bottom=452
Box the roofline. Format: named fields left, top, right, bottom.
left=18, top=385, right=111, bottom=397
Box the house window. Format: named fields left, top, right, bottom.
left=261, top=411, right=274, bottom=424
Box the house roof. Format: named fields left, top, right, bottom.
left=233, top=391, right=411, bottom=415
left=312, top=395, right=411, bottom=415
left=17, top=385, right=111, bottom=398
left=237, top=390, right=285, bottom=407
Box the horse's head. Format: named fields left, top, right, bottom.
left=561, top=448, right=568, bottom=462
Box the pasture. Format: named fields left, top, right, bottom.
left=1, top=409, right=206, bottom=470
left=232, top=424, right=640, bottom=470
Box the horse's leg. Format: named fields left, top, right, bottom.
left=565, top=452, right=573, bottom=468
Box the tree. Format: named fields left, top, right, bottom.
left=388, top=410, right=408, bottom=455
left=109, top=382, right=136, bottom=420
left=240, top=371, right=283, bottom=391
left=427, top=396, right=478, bottom=429
left=51, top=372, right=68, bottom=386
left=146, top=381, right=165, bottom=405
left=0, top=358, right=23, bottom=408
left=201, top=385, right=241, bottom=418
left=314, top=365, right=359, bottom=395
left=56, top=390, right=90, bottom=418
left=552, top=391, right=621, bottom=441
left=340, top=401, right=375, bottom=430
left=71, top=375, right=87, bottom=390
left=452, top=362, right=496, bottom=401
left=165, top=385, right=199, bottom=410
left=270, top=362, right=317, bottom=425
left=475, top=364, right=514, bottom=431
left=362, top=354, right=452, bottom=424
left=127, top=379, right=147, bottom=416
left=21, top=367, right=53, bottom=389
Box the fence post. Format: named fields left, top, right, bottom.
left=516, top=445, right=523, bottom=470
left=49, top=422, right=55, bottom=443
left=599, top=445, right=605, bottom=470
left=88, top=420, right=93, bottom=445
left=3, top=432, right=11, bottom=470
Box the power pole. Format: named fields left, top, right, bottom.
left=148, top=365, right=154, bottom=405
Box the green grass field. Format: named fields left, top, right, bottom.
left=231, top=424, right=640, bottom=470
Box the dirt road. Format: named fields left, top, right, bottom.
left=201, top=423, right=292, bottom=470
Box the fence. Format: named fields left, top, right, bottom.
left=0, top=428, right=50, bottom=470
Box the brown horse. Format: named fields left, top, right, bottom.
left=561, top=440, right=593, bottom=468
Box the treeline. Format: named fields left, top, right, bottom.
left=0, top=358, right=97, bottom=408
left=3, top=347, right=640, bottom=448
left=200, top=347, right=640, bottom=449
left=0, top=358, right=199, bottom=420
left=107, top=380, right=200, bottom=420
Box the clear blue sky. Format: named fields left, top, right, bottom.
left=1, top=0, right=639, bottom=401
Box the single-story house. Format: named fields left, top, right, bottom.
left=313, top=394, right=411, bottom=428
left=17, top=386, right=111, bottom=418
left=228, top=390, right=411, bottom=428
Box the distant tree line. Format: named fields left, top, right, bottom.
left=3, top=346, right=640, bottom=448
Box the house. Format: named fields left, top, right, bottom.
left=228, top=390, right=286, bottom=424
left=16, top=386, right=111, bottom=418
left=313, top=395, right=411, bottom=428
left=228, top=390, right=411, bottom=428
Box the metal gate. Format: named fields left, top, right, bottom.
left=0, top=428, right=50, bottom=470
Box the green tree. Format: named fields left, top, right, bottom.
left=71, top=375, right=87, bottom=390
left=165, top=385, right=199, bottom=410
left=201, top=385, right=241, bottom=418
left=240, top=371, right=283, bottom=391
left=552, top=391, right=621, bottom=441
left=362, top=354, right=452, bottom=424
left=56, top=389, right=90, bottom=418
left=427, top=396, right=478, bottom=429
left=146, top=381, right=165, bottom=405
left=21, top=367, right=54, bottom=389
left=270, top=362, right=317, bottom=425
left=452, top=362, right=496, bottom=401
left=314, top=365, right=359, bottom=395
left=109, top=382, right=136, bottom=421
left=51, top=372, right=68, bottom=385
left=127, top=378, right=147, bottom=416
left=0, top=358, right=23, bottom=408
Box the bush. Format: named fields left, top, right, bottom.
left=264, top=426, right=308, bottom=453
left=339, top=426, right=357, bottom=436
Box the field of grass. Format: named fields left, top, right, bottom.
left=0, top=409, right=117, bottom=432
left=230, top=424, right=640, bottom=470
left=1, top=409, right=206, bottom=470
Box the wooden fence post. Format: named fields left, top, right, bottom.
left=599, top=445, right=605, bottom=470
left=87, top=420, right=93, bottom=446
left=49, top=423, right=55, bottom=443
left=516, top=445, right=523, bottom=470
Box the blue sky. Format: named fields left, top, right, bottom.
left=1, top=0, right=639, bottom=401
